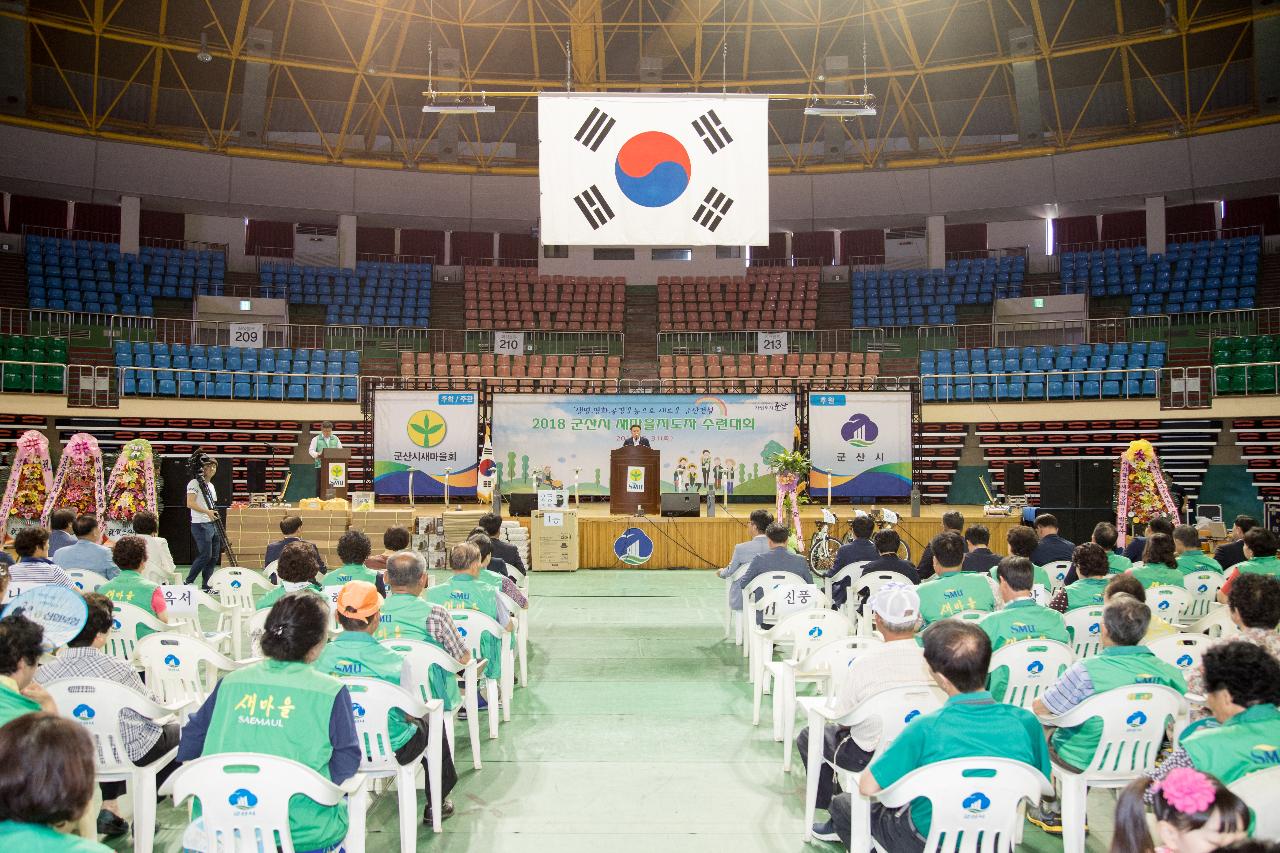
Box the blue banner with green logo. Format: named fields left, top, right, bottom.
left=808, top=391, right=912, bottom=498
left=373, top=390, right=479, bottom=496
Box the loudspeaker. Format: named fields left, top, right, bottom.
left=246, top=460, right=268, bottom=494
left=159, top=507, right=192, bottom=566
left=1077, top=460, right=1115, bottom=505
left=661, top=492, right=700, bottom=518
left=506, top=493, right=538, bottom=517
left=160, top=458, right=191, bottom=503
left=1039, top=460, right=1079, bottom=507
left=1004, top=463, right=1026, bottom=497
left=1042, top=507, right=1116, bottom=544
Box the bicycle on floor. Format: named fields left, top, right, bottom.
left=808, top=506, right=911, bottom=576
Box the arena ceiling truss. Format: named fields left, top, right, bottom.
left=1, top=0, right=1277, bottom=174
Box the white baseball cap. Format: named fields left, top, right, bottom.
left=870, top=582, right=920, bottom=624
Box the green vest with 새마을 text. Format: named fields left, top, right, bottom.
left=200, top=660, right=348, bottom=851
left=322, top=563, right=378, bottom=588
left=313, top=434, right=341, bottom=468
left=1064, top=576, right=1110, bottom=611
left=424, top=574, right=503, bottom=682
left=1176, top=550, right=1222, bottom=576
left=1182, top=702, right=1280, bottom=786
left=314, top=631, right=415, bottom=750
left=918, top=571, right=995, bottom=625
left=99, top=571, right=163, bottom=638
left=374, top=593, right=461, bottom=711
left=980, top=598, right=1071, bottom=702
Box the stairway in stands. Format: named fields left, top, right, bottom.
left=1020, top=271, right=1060, bottom=298
left=622, top=285, right=658, bottom=381
left=430, top=279, right=466, bottom=330
left=225, top=270, right=259, bottom=298
left=817, top=279, right=851, bottom=329
left=1257, top=252, right=1280, bottom=312
left=0, top=254, right=29, bottom=317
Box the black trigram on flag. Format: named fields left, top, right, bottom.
left=692, top=109, right=733, bottom=153
left=573, top=185, right=616, bottom=230
left=693, top=187, right=734, bottom=232
left=574, top=107, right=616, bottom=152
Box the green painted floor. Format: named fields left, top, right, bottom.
left=134, top=570, right=1112, bottom=851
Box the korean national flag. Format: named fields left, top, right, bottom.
left=538, top=94, right=769, bottom=246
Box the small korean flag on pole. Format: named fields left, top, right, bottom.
left=539, top=94, right=769, bottom=246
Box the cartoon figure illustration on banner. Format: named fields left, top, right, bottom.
left=673, top=457, right=687, bottom=492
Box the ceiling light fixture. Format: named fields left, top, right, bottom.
left=421, top=6, right=494, bottom=115
left=196, top=32, right=212, bottom=63
left=422, top=99, right=495, bottom=114
left=806, top=1, right=876, bottom=118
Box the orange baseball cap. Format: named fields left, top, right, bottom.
left=336, top=580, right=382, bottom=619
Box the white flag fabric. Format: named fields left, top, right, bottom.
left=538, top=94, right=769, bottom=246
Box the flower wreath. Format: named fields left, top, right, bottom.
left=41, top=432, right=106, bottom=526
left=0, top=431, right=55, bottom=536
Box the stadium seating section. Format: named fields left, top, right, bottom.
left=851, top=257, right=1024, bottom=328
left=1, top=334, right=68, bottom=393
left=1212, top=334, right=1278, bottom=394
left=657, top=268, right=819, bottom=330
left=114, top=342, right=359, bottom=401
left=1060, top=236, right=1261, bottom=315
left=464, top=268, right=624, bottom=331
left=920, top=342, right=1167, bottom=402
left=258, top=260, right=432, bottom=327
left=658, top=352, right=879, bottom=381
left=1232, top=418, right=1280, bottom=501
left=25, top=236, right=224, bottom=315
left=401, top=352, right=621, bottom=391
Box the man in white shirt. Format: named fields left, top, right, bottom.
left=796, top=583, right=933, bottom=842
left=717, top=509, right=773, bottom=612
left=309, top=421, right=342, bottom=467
left=184, top=456, right=220, bottom=589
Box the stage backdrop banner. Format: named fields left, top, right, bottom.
left=373, top=390, right=479, bottom=496
left=492, top=393, right=794, bottom=496
left=538, top=94, right=768, bottom=246
left=808, top=392, right=912, bottom=498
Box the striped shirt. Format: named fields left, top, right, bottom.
left=425, top=603, right=469, bottom=661
left=37, top=647, right=162, bottom=761
left=1037, top=662, right=1097, bottom=715
left=9, top=557, right=75, bottom=590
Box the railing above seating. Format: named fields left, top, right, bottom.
left=1166, top=224, right=1264, bottom=246
left=914, top=315, right=1172, bottom=350
left=1206, top=307, right=1280, bottom=342
left=109, top=314, right=367, bottom=352
left=657, top=329, right=886, bottom=355
left=460, top=256, right=538, bottom=268
left=747, top=256, right=830, bottom=268
left=394, top=327, right=623, bottom=356
left=355, top=252, right=437, bottom=266
left=21, top=225, right=229, bottom=258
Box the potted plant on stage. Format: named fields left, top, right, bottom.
left=769, top=449, right=810, bottom=551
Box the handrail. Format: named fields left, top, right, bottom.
left=20, top=224, right=228, bottom=257
left=109, top=314, right=366, bottom=351
left=748, top=255, right=830, bottom=268
left=0, top=359, right=67, bottom=395
left=459, top=256, right=538, bottom=268
left=118, top=365, right=360, bottom=402
left=1166, top=225, right=1263, bottom=246
left=1209, top=360, right=1280, bottom=397
left=1206, top=307, right=1280, bottom=342
left=657, top=329, right=885, bottom=354
left=394, top=328, right=623, bottom=355
left=920, top=366, right=1160, bottom=403
left=355, top=252, right=437, bottom=266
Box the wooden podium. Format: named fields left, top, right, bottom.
left=318, top=448, right=352, bottom=500
left=610, top=446, right=660, bottom=516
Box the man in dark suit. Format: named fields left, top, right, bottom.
left=961, top=524, right=1002, bottom=573
left=478, top=512, right=525, bottom=575
left=915, top=511, right=964, bottom=579
left=833, top=529, right=920, bottom=611
left=736, top=523, right=814, bottom=624
left=622, top=424, right=650, bottom=448
left=829, top=514, right=878, bottom=578
left=1031, top=513, right=1076, bottom=565
left=1214, top=515, right=1259, bottom=571
left=264, top=515, right=323, bottom=572
left=1123, top=516, right=1173, bottom=563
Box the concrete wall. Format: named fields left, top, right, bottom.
left=185, top=214, right=251, bottom=272
left=987, top=219, right=1048, bottom=254
left=537, top=245, right=747, bottom=279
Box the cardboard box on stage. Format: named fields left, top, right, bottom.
left=224, top=507, right=348, bottom=569
left=347, top=508, right=415, bottom=536
left=531, top=509, right=578, bottom=571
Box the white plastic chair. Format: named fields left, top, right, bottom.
left=741, top=572, right=811, bottom=656
left=134, top=632, right=241, bottom=709
left=497, top=589, right=530, bottom=687
left=450, top=609, right=511, bottom=732
left=164, top=586, right=234, bottom=653
left=868, top=757, right=1054, bottom=852
left=161, top=752, right=368, bottom=853
left=988, top=639, right=1076, bottom=710
left=949, top=609, right=991, bottom=622
left=208, top=567, right=276, bottom=610
left=1043, top=560, right=1072, bottom=591
left=381, top=638, right=484, bottom=770
left=770, top=635, right=881, bottom=771
left=246, top=607, right=270, bottom=657
left=850, top=572, right=909, bottom=633
left=826, top=561, right=868, bottom=609
left=748, top=583, right=824, bottom=684
left=751, top=609, right=852, bottom=725
left=799, top=682, right=947, bottom=843
left=107, top=602, right=173, bottom=665
left=1227, top=765, right=1280, bottom=841
left=1147, top=632, right=1212, bottom=675
left=1148, top=584, right=1191, bottom=624
left=343, top=677, right=446, bottom=841
left=1042, top=684, right=1188, bottom=853
left=1063, top=606, right=1105, bottom=658
left=66, top=569, right=106, bottom=593
left=1182, top=571, right=1226, bottom=620
left=45, top=678, right=185, bottom=853
left=1187, top=605, right=1238, bottom=639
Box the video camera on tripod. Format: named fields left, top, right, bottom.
left=187, top=450, right=238, bottom=566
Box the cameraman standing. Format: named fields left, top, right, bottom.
left=184, top=455, right=221, bottom=589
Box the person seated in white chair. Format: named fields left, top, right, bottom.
left=916, top=531, right=995, bottom=626
left=717, top=509, right=773, bottom=613
left=840, top=530, right=920, bottom=613
left=97, top=536, right=170, bottom=639
left=315, top=581, right=457, bottom=825
left=8, top=527, right=75, bottom=589
left=52, top=515, right=117, bottom=580
left=798, top=583, right=933, bottom=842
left=178, top=592, right=361, bottom=853
left=47, top=508, right=78, bottom=556
left=827, top=620, right=1051, bottom=852
left=0, top=712, right=114, bottom=853
left=1049, top=543, right=1112, bottom=613
left=257, top=542, right=326, bottom=611
left=830, top=514, right=879, bottom=577
left=981, top=557, right=1070, bottom=702
left=1027, top=593, right=1187, bottom=833
left=733, top=523, right=814, bottom=626
left=131, top=511, right=176, bottom=585
left=1173, top=523, right=1222, bottom=576
left=1131, top=533, right=1186, bottom=589
left=0, top=613, right=56, bottom=727
left=1184, top=573, right=1280, bottom=720
left=37, top=592, right=182, bottom=839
